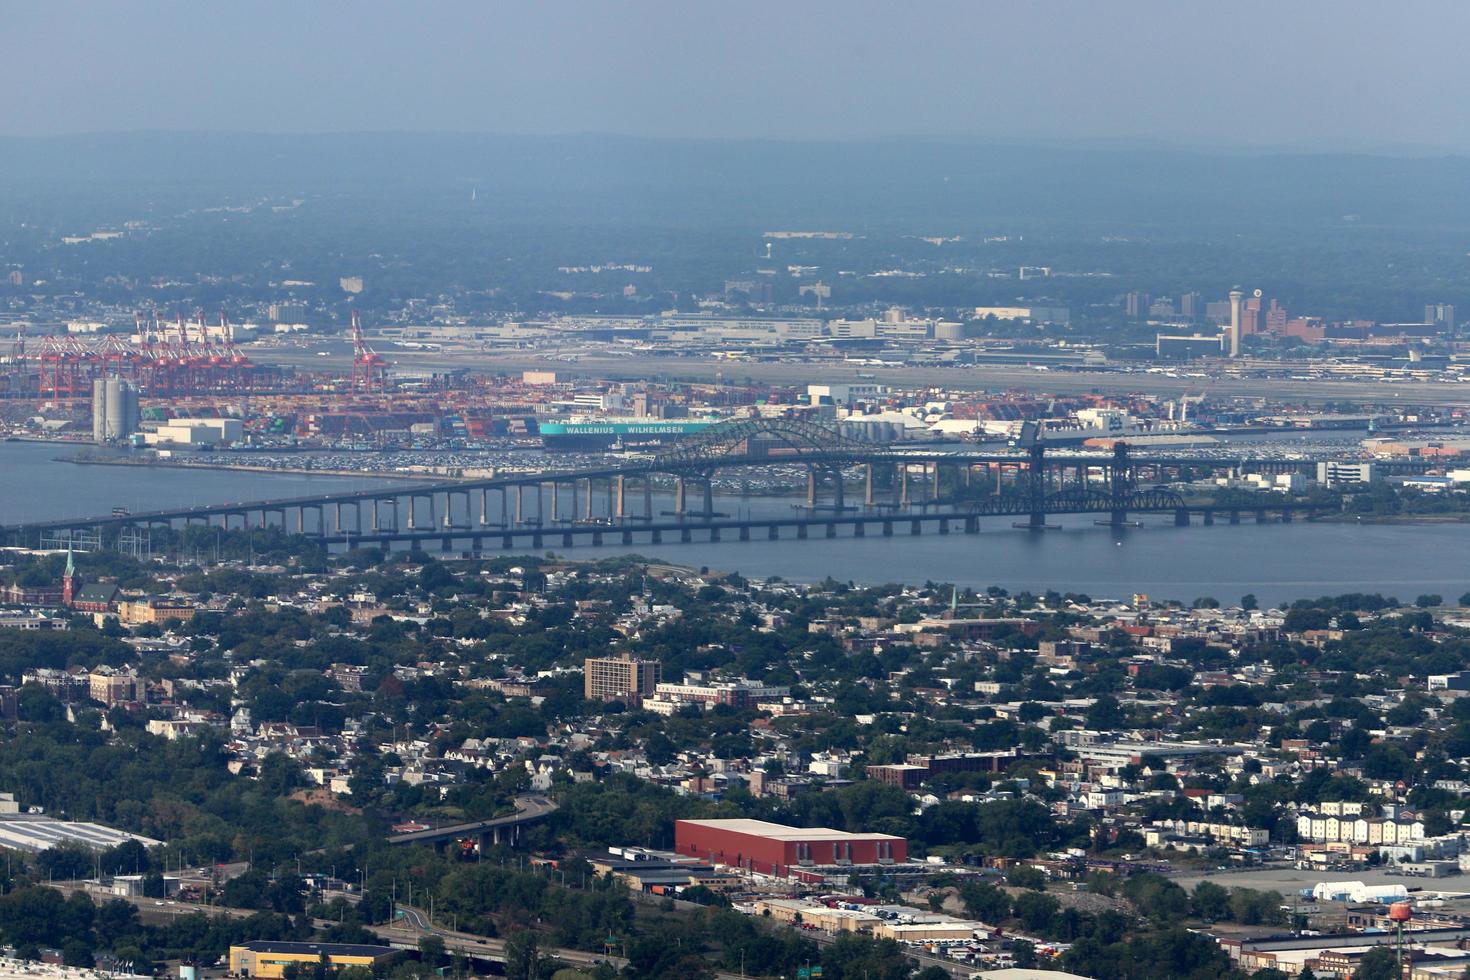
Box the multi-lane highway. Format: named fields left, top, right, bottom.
left=54, top=880, right=978, bottom=978
left=51, top=883, right=636, bottom=974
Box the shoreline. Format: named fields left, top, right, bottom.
left=56, top=455, right=444, bottom=482
left=1325, top=513, right=1470, bottom=525
left=4, top=436, right=96, bottom=447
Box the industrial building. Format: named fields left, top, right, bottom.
left=584, top=847, right=743, bottom=894
left=0, top=813, right=160, bottom=854
left=228, top=942, right=395, bottom=978
left=143, top=417, right=244, bottom=447
left=1220, top=928, right=1470, bottom=975
left=674, top=818, right=906, bottom=879
left=1317, top=461, right=1378, bottom=486
left=0, top=958, right=151, bottom=980
left=1310, top=881, right=1410, bottom=903
left=754, top=898, right=981, bottom=941
left=583, top=654, right=661, bottom=702
left=807, top=383, right=882, bottom=406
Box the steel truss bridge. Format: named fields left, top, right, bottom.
left=4, top=418, right=1343, bottom=552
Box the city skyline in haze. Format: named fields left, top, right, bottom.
left=1, top=0, right=1466, bottom=155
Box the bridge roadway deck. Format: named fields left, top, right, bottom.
left=386, top=794, right=558, bottom=845
left=3, top=448, right=1385, bottom=536
left=313, top=501, right=1337, bottom=548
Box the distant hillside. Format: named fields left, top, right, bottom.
left=3, top=132, right=1469, bottom=233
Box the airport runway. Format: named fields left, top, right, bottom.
left=255, top=343, right=1470, bottom=406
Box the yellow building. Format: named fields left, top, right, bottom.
left=117, top=597, right=197, bottom=626
left=229, top=941, right=396, bottom=978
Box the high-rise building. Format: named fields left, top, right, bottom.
left=1124, top=292, right=1151, bottom=318
left=1241, top=294, right=1262, bottom=335
left=1179, top=292, right=1201, bottom=319
left=92, top=378, right=139, bottom=443
left=1426, top=303, right=1456, bottom=336
left=584, top=654, right=662, bottom=702
left=1266, top=299, right=1288, bottom=335
left=268, top=302, right=308, bottom=323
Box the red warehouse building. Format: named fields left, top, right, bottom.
left=675, top=818, right=906, bottom=877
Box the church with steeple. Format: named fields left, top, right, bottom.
left=62, top=546, right=78, bottom=606
left=59, top=546, right=119, bottom=613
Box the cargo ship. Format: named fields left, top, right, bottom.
left=538, top=417, right=718, bottom=450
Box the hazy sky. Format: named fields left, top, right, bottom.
left=2, top=1, right=1465, bottom=151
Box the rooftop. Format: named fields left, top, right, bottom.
left=236, top=942, right=395, bottom=957
left=0, top=958, right=149, bottom=980
left=678, top=817, right=904, bottom=842
left=0, top=816, right=160, bottom=854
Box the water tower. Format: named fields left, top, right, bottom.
left=1389, top=901, right=1413, bottom=971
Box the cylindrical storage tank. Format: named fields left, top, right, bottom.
left=124, top=381, right=140, bottom=436
left=92, top=378, right=109, bottom=443
left=105, top=379, right=126, bottom=441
